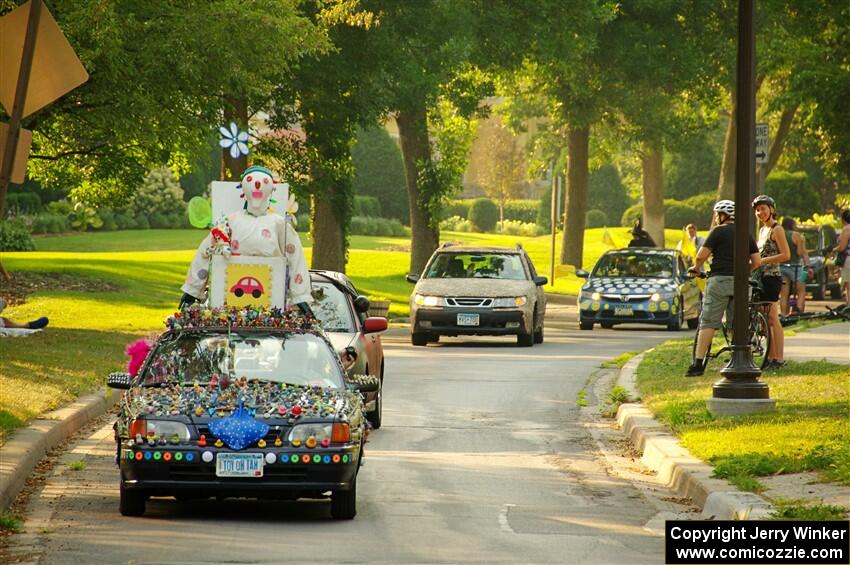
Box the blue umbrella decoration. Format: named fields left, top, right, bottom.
left=219, top=122, right=250, bottom=159
left=208, top=400, right=269, bottom=450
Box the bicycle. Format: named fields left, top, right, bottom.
left=781, top=303, right=850, bottom=327
left=690, top=275, right=773, bottom=370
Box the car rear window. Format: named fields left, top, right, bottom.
left=424, top=253, right=527, bottom=280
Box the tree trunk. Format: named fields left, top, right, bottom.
left=641, top=144, right=665, bottom=248
left=397, top=107, right=439, bottom=276
left=717, top=95, right=737, bottom=201
left=221, top=97, right=249, bottom=181
left=310, top=194, right=346, bottom=272
left=559, top=126, right=589, bottom=268
left=755, top=105, right=798, bottom=194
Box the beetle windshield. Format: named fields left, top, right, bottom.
left=592, top=253, right=675, bottom=278
left=142, top=332, right=345, bottom=389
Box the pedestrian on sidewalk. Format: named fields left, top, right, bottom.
left=686, top=200, right=762, bottom=376
left=779, top=217, right=813, bottom=316
left=833, top=209, right=850, bottom=307
left=753, top=195, right=790, bottom=370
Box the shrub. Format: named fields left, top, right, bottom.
left=134, top=213, right=150, bottom=229
left=132, top=167, right=187, bottom=218
left=503, top=200, right=539, bottom=223
left=585, top=209, right=608, bottom=228
left=621, top=203, right=643, bottom=227
left=0, top=219, right=35, bottom=251
left=114, top=211, right=137, bottom=230
left=69, top=202, right=103, bottom=231
left=683, top=192, right=716, bottom=229
left=5, top=192, right=41, bottom=215
left=97, top=208, right=118, bottom=231
left=353, top=195, right=381, bottom=217
left=498, top=219, right=544, bottom=237
left=468, top=197, right=499, bottom=231
left=588, top=165, right=632, bottom=226
left=46, top=199, right=74, bottom=217
left=537, top=184, right=565, bottom=231
left=294, top=213, right=310, bottom=233
left=149, top=212, right=170, bottom=229
left=26, top=213, right=70, bottom=234
left=349, top=216, right=407, bottom=237
left=442, top=199, right=472, bottom=220
left=439, top=215, right=474, bottom=232
left=352, top=126, right=408, bottom=221
left=765, top=171, right=819, bottom=219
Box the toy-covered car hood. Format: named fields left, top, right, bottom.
left=582, top=277, right=679, bottom=295
left=121, top=380, right=361, bottom=423
left=413, top=278, right=532, bottom=297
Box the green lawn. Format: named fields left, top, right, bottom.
left=0, top=226, right=688, bottom=445
left=636, top=339, right=850, bottom=493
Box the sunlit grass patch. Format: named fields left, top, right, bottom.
left=636, top=340, right=850, bottom=487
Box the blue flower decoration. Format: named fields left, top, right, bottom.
left=209, top=403, right=269, bottom=450
left=219, top=122, right=250, bottom=159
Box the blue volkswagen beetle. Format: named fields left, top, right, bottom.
left=576, top=249, right=700, bottom=331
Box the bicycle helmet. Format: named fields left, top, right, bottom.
left=751, top=194, right=775, bottom=210
left=713, top=199, right=736, bottom=218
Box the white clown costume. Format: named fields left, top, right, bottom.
left=181, top=166, right=311, bottom=306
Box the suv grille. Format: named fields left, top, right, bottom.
left=446, top=297, right=493, bottom=307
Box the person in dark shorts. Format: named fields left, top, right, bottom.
left=685, top=200, right=761, bottom=376
left=753, top=195, right=790, bottom=369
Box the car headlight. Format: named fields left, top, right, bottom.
left=288, top=423, right=350, bottom=446
left=414, top=294, right=443, bottom=307
left=144, top=420, right=191, bottom=442
left=591, top=292, right=601, bottom=301
left=493, top=296, right=527, bottom=308
left=650, top=292, right=662, bottom=302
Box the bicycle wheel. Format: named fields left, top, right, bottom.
left=749, top=309, right=771, bottom=369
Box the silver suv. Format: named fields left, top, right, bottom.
left=406, top=244, right=547, bottom=347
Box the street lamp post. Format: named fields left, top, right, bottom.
left=710, top=0, right=775, bottom=414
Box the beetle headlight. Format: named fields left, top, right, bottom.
left=493, top=296, right=527, bottom=308
left=650, top=293, right=662, bottom=302
left=414, top=294, right=443, bottom=307
left=591, top=292, right=601, bottom=301
left=145, top=420, right=191, bottom=442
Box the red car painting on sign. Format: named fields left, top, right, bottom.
left=230, top=276, right=264, bottom=299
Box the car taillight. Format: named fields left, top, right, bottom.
left=129, top=418, right=147, bottom=438
left=331, top=423, right=350, bottom=443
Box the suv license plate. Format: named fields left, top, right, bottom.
left=457, top=313, right=480, bottom=326
left=614, top=307, right=633, bottom=316
left=216, top=453, right=264, bottom=477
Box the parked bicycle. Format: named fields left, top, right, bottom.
left=781, top=304, right=850, bottom=327
left=690, top=275, right=772, bottom=370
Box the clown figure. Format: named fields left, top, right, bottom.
left=180, top=166, right=312, bottom=313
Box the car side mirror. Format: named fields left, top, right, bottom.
left=533, top=276, right=548, bottom=286
left=353, top=295, right=370, bottom=314
left=406, top=274, right=420, bottom=284
left=363, top=317, right=388, bottom=333
left=107, top=372, right=133, bottom=389
left=576, top=269, right=589, bottom=278
left=347, top=374, right=380, bottom=393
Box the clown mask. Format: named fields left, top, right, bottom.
left=240, top=166, right=276, bottom=216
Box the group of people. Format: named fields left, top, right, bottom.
left=685, top=196, right=850, bottom=377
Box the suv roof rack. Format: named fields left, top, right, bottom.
left=515, top=243, right=524, bottom=251
left=440, top=241, right=459, bottom=248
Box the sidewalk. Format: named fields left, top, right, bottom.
left=784, top=321, right=850, bottom=364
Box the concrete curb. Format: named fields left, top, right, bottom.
left=615, top=353, right=774, bottom=520
left=0, top=389, right=120, bottom=511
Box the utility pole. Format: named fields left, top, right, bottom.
left=710, top=0, right=774, bottom=415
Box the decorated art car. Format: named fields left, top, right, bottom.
left=576, top=248, right=701, bottom=331
left=108, top=305, right=377, bottom=520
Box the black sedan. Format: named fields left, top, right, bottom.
left=108, top=306, right=377, bottom=519
left=576, top=248, right=701, bottom=331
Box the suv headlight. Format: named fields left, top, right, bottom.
left=145, top=420, right=191, bottom=442
left=493, top=296, right=527, bottom=308
left=414, top=294, right=443, bottom=307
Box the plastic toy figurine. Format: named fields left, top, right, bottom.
left=179, top=165, right=312, bottom=314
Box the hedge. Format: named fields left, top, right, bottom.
left=585, top=209, right=609, bottom=228
left=469, top=198, right=499, bottom=231
left=5, top=192, right=41, bottom=215
left=349, top=216, right=408, bottom=237
left=0, top=219, right=35, bottom=251
left=353, top=195, right=381, bottom=218
left=764, top=171, right=819, bottom=219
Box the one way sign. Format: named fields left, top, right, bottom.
left=755, top=123, right=769, bottom=164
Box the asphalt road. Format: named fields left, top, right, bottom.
left=4, top=312, right=689, bottom=564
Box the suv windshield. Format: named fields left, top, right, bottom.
left=424, top=253, right=527, bottom=280
left=310, top=281, right=355, bottom=332
left=592, top=253, right=675, bottom=278
left=142, top=332, right=344, bottom=389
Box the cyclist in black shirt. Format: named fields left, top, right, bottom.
left=685, top=200, right=761, bottom=376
